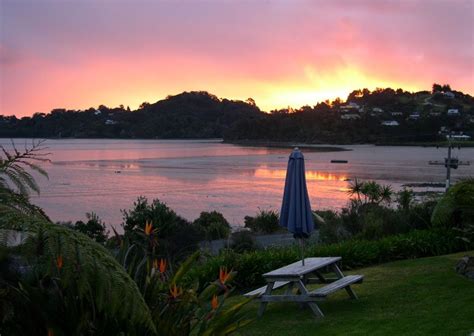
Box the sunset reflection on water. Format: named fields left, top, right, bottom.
left=254, top=167, right=348, bottom=181
left=254, top=167, right=351, bottom=209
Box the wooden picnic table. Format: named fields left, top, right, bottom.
left=244, top=257, right=363, bottom=317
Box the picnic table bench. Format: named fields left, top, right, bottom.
left=244, top=257, right=363, bottom=317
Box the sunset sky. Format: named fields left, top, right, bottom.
left=1, top=0, right=473, bottom=117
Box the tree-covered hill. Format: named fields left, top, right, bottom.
left=0, top=91, right=264, bottom=139
left=1, top=85, right=473, bottom=144
left=225, top=85, right=474, bottom=144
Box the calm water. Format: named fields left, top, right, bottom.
left=2, top=139, right=473, bottom=230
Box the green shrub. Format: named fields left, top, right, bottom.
left=121, top=196, right=203, bottom=261
left=314, top=210, right=350, bottom=244
left=432, top=178, right=474, bottom=229
left=188, top=229, right=471, bottom=290
left=71, top=212, right=109, bottom=243
left=193, top=211, right=231, bottom=240
left=244, top=210, right=281, bottom=234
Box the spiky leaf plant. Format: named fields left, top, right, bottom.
left=0, top=142, right=155, bottom=335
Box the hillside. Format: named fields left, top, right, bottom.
left=0, top=91, right=263, bottom=139
left=1, top=86, right=473, bottom=144
left=225, top=86, right=474, bottom=144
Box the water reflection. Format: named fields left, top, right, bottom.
left=254, top=167, right=347, bottom=181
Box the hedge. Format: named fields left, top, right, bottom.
left=188, top=229, right=472, bottom=290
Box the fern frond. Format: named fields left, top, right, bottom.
left=0, top=211, right=156, bottom=333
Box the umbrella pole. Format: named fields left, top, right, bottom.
left=300, top=238, right=305, bottom=266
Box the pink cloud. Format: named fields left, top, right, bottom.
left=1, top=0, right=473, bottom=116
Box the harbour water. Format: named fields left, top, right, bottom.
left=2, top=139, right=473, bottom=230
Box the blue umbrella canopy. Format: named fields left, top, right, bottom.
left=280, top=148, right=315, bottom=239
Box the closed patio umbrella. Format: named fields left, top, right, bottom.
left=280, top=147, right=315, bottom=266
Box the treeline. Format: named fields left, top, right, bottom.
left=0, top=91, right=263, bottom=138
left=225, top=86, right=474, bottom=144
left=2, top=86, right=473, bottom=143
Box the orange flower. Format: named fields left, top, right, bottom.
left=159, top=258, right=167, bottom=273
left=144, top=221, right=153, bottom=236
left=153, top=259, right=159, bottom=270
left=56, top=255, right=63, bottom=270
left=219, top=267, right=231, bottom=285
left=211, top=294, right=218, bottom=310
left=169, top=283, right=182, bottom=299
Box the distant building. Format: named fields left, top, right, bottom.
left=447, top=134, right=471, bottom=141
left=391, top=112, right=403, bottom=117
left=372, top=107, right=384, bottom=113
left=349, top=102, right=359, bottom=107
left=94, top=109, right=102, bottom=115
left=429, top=112, right=441, bottom=117
left=447, top=109, right=460, bottom=116
left=341, top=114, right=360, bottom=120
left=340, top=102, right=360, bottom=111
left=444, top=91, right=455, bottom=99
left=407, top=113, right=420, bottom=120
left=381, top=120, right=399, bottom=126
left=105, top=119, right=117, bottom=125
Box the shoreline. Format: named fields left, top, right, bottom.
left=223, top=140, right=351, bottom=152
left=2, top=137, right=473, bottom=148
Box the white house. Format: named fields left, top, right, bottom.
left=105, top=119, right=118, bottom=125
left=341, top=114, right=360, bottom=120
left=340, top=102, right=360, bottom=111
left=447, top=134, right=471, bottom=141
left=349, top=102, right=360, bottom=108
left=444, top=91, right=455, bottom=99
left=447, top=109, right=460, bottom=116
left=372, top=107, right=384, bottom=113
left=391, top=112, right=403, bottom=116
left=429, top=112, right=441, bottom=117
left=381, top=120, right=399, bottom=126
left=94, top=109, right=102, bottom=115
left=407, top=113, right=420, bottom=120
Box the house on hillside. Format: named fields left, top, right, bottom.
left=340, top=102, right=360, bottom=111
left=381, top=120, right=399, bottom=126
left=94, top=109, right=102, bottom=115
left=341, top=114, right=360, bottom=120
left=407, top=113, right=420, bottom=120
left=444, top=91, right=455, bottom=99
left=105, top=119, right=117, bottom=125
left=447, top=109, right=460, bottom=116
left=391, top=112, right=403, bottom=117
left=429, top=111, right=441, bottom=117
left=447, top=134, right=471, bottom=141
left=372, top=107, right=384, bottom=113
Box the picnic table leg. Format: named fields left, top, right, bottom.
left=285, top=282, right=294, bottom=295
left=295, top=280, right=324, bottom=317
left=332, top=263, right=358, bottom=300
left=258, top=282, right=274, bottom=317
left=313, top=270, right=327, bottom=283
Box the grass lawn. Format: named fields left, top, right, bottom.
left=233, top=251, right=474, bottom=336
